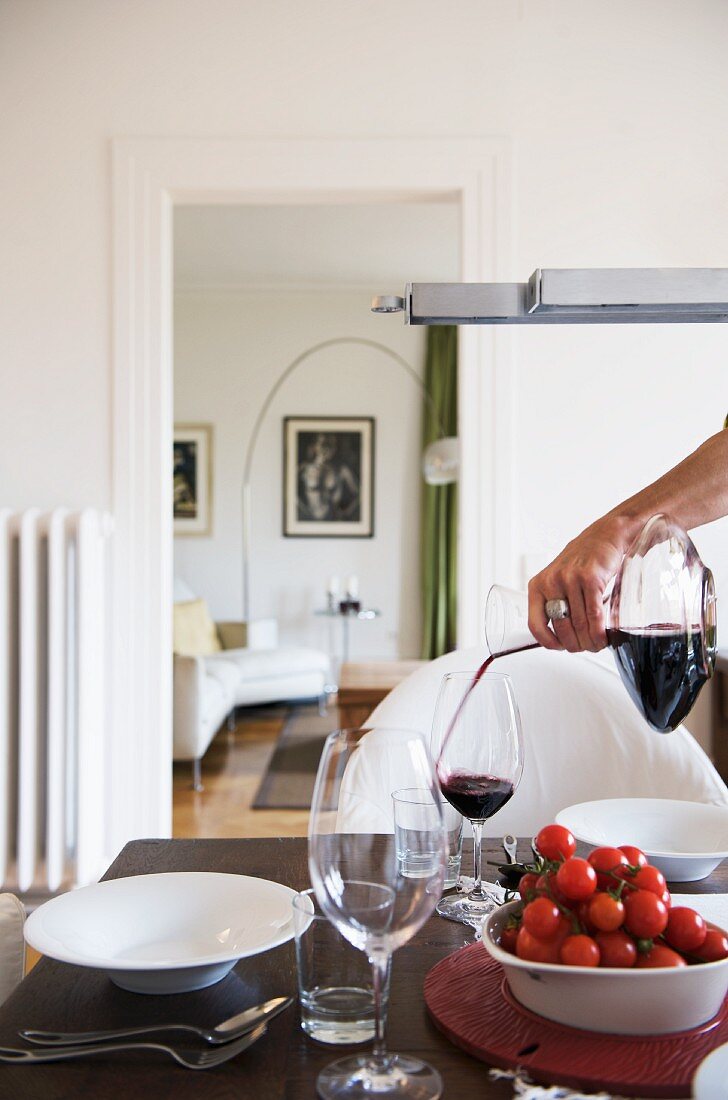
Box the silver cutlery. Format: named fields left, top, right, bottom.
left=502, top=834, right=518, bottom=866
left=21, top=995, right=291, bottom=1047
left=0, top=1022, right=267, bottom=1069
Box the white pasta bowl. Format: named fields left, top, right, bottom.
left=25, top=872, right=296, bottom=994
left=483, top=901, right=728, bottom=1036
left=555, top=798, right=728, bottom=882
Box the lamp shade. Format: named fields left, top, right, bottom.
left=422, top=437, right=459, bottom=485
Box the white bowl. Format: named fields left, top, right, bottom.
left=693, top=1041, right=728, bottom=1098
left=555, top=798, right=728, bottom=882
left=25, top=872, right=297, bottom=994
left=483, top=900, right=728, bottom=1035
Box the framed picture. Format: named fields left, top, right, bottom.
left=173, top=424, right=213, bottom=536
left=283, top=417, right=374, bottom=538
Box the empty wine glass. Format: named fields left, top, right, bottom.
left=308, top=727, right=447, bottom=1100
left=432, top=672, right=523, bottom=925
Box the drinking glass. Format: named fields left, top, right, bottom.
left=432, top=672, right=523, bottom=925
left=392, top=788, right=463, bottom=889
left=309, top=727, right=447, bottom=1100
left=292, top=887, right=388, bottom=1045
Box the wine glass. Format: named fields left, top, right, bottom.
left=308, top=727, right=447, bottom=1100
left=432, top=671, right=523, bottom=925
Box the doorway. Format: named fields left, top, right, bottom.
left=110, top=137, right=511, bottom=854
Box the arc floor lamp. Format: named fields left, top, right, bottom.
left=242, top=336, right=459, bottom=624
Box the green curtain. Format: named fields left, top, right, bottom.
left=421, top=326, right=458, bottom=659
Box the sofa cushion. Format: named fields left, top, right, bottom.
left=217, top=645, right=329, bottom=681
left=173, top=598, right=222, bottom=656
left=204, top=657, right=241, bottom=696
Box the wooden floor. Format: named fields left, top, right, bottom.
left=172, top=705, right=310, bottom=840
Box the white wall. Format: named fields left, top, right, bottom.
left=174, top=289, right=427, bottom=658
left=3, top=0, right=728, bottom=769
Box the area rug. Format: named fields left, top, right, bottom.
left=252, top=704, right=339, bottom=810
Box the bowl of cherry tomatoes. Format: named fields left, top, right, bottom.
left=482, top=823, right=728, bottom=1035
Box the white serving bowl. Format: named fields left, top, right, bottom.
left=25, top=872, right=296, bottom=994
left=555, top=798, right=728, bottom=882
left=483, top=901, right=728, bottom=1035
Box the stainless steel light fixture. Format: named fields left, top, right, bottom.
left=372, top=269, right=728, bottom=325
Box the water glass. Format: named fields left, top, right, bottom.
left=392, top=788, right=463, bottom=889
left=292, top=888, right=388, bottom=1045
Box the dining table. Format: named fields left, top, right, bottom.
left=0, top=835, right=724, bottom=1100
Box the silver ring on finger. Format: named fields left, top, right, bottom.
left=545, top=598, right=570, bottom=621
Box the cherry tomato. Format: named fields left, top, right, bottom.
left=576, top=899, right=597, bottom=934
left=635, top=944, right=687, bottom=968
left=623, top=889, right=668, bottom=938
left=536, top=871, right=574, bottom=908
left=587, top=847, right=628, bottom=890
left=692, top=928, right=728, bottom=962
left=595, top=929, right=637, bottom=968
left=664, top=907, right=707, bottom=953
left=588, top=891, right=625, bottom=933
left=618, top=845, right=647, bottom=868
left=560, top=934, right=600, bottom=967
left=631, top=865, right=667, bottom=897
left=516, top=926, right=562, bottom=964
left=556, top=857, right=597, bottom=902
left=661, top=889, right=672, bottom=909
left=523, top=897, right=561, bottom=941
left=500, top=925, right=519, bottom=955
left=518, top=872, right=541, bottom=903
left=535, top=824, right=577, bottom=862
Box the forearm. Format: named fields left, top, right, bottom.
left=597, top=428, right=728, bottom=550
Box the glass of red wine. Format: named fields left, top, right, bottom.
left=431, top=671, right=523, bottom=926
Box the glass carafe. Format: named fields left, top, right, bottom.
left=607, top=513, right=716, bottom=733
left=484, top=514, right=717, bottom=734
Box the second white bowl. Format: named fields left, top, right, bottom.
left=555, top=798, right=728, bottom=882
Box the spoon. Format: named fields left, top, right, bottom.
left=21, top=995, right=292, bottom=1047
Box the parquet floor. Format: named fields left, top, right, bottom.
left=172, top=706, right=310, bottom=840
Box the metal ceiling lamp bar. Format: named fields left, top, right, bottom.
left=372, top=269, right=728, bottom=325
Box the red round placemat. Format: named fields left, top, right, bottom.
left=424, top=942, right=728, bottom=1098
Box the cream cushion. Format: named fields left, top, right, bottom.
left=173, top=598, right=222, bottom=656
left=0, top=894, right=25, bottom=1006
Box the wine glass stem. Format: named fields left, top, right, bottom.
left=469, top=821, right=487, bottom=900
left=368, top=951, right=391, bottom=1069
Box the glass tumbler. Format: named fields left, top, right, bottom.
left=292, top=887, right=389, bottom=1045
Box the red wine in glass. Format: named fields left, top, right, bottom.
left=438, top=772, right=514, bottom=821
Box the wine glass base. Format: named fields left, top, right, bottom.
left=436, top=890, right=498, bottom=927
left=317, top=1054, right=442, bottom=1099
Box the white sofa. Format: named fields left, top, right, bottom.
left=173, top=582, right=331, bottom=789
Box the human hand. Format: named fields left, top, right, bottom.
left=527, top=516, right=635, bottom=652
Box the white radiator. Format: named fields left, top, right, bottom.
left=0, top=509, right=112, bottom=896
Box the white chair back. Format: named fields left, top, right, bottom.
left=344, top=647, right=728, bottom=837
left=0, top=894, right=25, bottom=1006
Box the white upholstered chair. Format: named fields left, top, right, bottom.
left=0, top=894, right=25, bottom=1007
left=341, top=646, right=728, bottom=837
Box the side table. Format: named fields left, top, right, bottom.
left=337, top=659, right=427, bottom=729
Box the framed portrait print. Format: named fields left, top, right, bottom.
left=173, top=424, right=213, bottom=536
left=284, top=417, right=374, bottom=538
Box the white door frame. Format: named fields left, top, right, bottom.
left=111, top=137, right=514, bottom=849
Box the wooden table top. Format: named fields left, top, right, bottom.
left=0, top=836, right=724, bottom=1099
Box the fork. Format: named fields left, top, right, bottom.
left=21, top=994, right=291, bottom=1046
left=0, top=1022, right=267, bottom=1070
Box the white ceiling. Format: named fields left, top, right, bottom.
left=173, top=202, right=461, bottom=289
